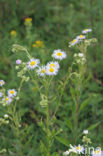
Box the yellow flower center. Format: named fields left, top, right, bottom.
left=72, top=39, right=76, bottom=43
left=5, top=97, right=9, bottom=101
left=10, top=90, right=15, bottom=94
left=84, top=29, right=88, bottom=31
left=50, top=64, right=55, bottom=68
left=0, top=82, right=3, bottom=85
left=79, top=35, right=84, bottom=38
left=25, top=18, right=32, bottom=23
left=94, top=150, right=100, bottom=154
left=76, top=146, right=81, bottom=151
left=35, top=41, right=44, bottom=47
left=30, top=61, right=36, bottom=66
left=41, top=69, right=46, bottom=73
left=10, top=30, right=16, bottom=35
left=57, top=52, right=62, bottom=56
left=49, top=68, right=54, bottom=72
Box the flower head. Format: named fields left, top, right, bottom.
left=82, top=28, right=92, bottom=34
left=36, top=66, right=46, bottom=77
left=10, top=30, right=16, bottom=36
left=27, top=58, right=40, bottom=69
left=69, top=38, right=79, bottom=47
left=46, top=66, right=59, bottom=76
left=8, top=89, right=17, bottom=97
left=16, top=59, right=22, bottom=65
left=25, top=17, right=32, bottom=23
left=52, top=49, right=66, bottom=60
left=92, top=148, right=102, bottom=156
left=0, top=80, right=5, bottom=87
left=2, top=96, right=12, bottom=105
left=76, top=35, right=86, bottom=40
left=67, top=144, right=84, bottom=155
left=75, top=145, right=84, bottom=154
left=4, top=114, right=9, bottom=118
left=83, top=130, right=88, bottom=134
left=47, top=61, right=60, bottom=69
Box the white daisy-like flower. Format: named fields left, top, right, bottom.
left=36, top=66, right=46, bottom=77
left=8, top=89, right=17, bottom=97
left=68, top=144, right=84, bottom=154
left=46, top=66, right=59, bottom=76
left=82, top=28, right=92, bottom=34
left=47, top=61, right=60, bottom=69
left=27, top=58, right=40, bottom=69
left=83, top=130, right=88, bottom=134
left=0, top=92, right=3, bottom=97
left=75, top=145, right=84, bottom=154
left=76, top=35, right=86, bottom=40
left=52, top=49, right=66, bottom=60
left=70, top=38, right=79, bottom=46
left=0, top=80, right=5, bottom=87
left=2, top=96, right=12, bottom=105
left=4, top=114, right=9, bottom=118
left=92, top=148, right=102, bottom=156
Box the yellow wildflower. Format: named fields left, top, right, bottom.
left=25, top=17, right=32, bottom=23
left=10, top=30, right=16, bottom=36
left=32, top=40, right=44, bottom=48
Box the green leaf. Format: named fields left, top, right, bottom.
left=65, top=119, right=73, bottom=132
left=79, top=98, right=90, bottom=113
left=56, top=136, right=70, bottom=147
left=87, top=122, right=101, bottom=131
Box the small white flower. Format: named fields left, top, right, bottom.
left=8, top=89, right=17, bottom=97
left=16, top=59, right=22, bottom=65
left=70, top=39, right=79, bottom=46
left=63, top=151, right=69, bottom=155
left=2, top=96, right=12, bottom=105
left=82, top=28, right=92, bottom=34
left=75, top=145, right=84, bottom=154
left=92, top=148, right=102, bottom=156
left=36, top=66, right=46, bottom=77
left=83, top=130, right=88, bottom=134
left=52, top=49, right=66, bottom=60
left=46, top=66, right=59, bottom=76
left=27, top=58, right=40, bottom=69
left=0, top=92, right=3, bottom=97
left=76, top=35, right=86, bottom=40
left=68, top=144, right=84, bottom=154
left=47, top=61, right=60, bottom=69
left=0, top=80, right=5, bottom=87
left=4, top=114, right=9, bottom=118
left=78, top=53, right=84, bottom=57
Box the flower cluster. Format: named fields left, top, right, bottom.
left=0, top=80, right=17, bottom=106
left=28, top=49, right=66, bottom=76
left=63, top=130, right=102, bottom=156
left=16, top=49, right=66, bottom=78
left=74, top=52, right=86, bottom=65
left=32, top=40, right=44, bottom=48
left=69, top=28, right=92, bottom=47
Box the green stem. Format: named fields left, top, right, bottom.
left=27, top=70, right=41, bottom=94
left=11, top=79, right=24, bottom=156
left=53, top=66, right=72, bottom=117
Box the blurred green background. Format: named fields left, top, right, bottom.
left=0, top=0, right=103, bottom=155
